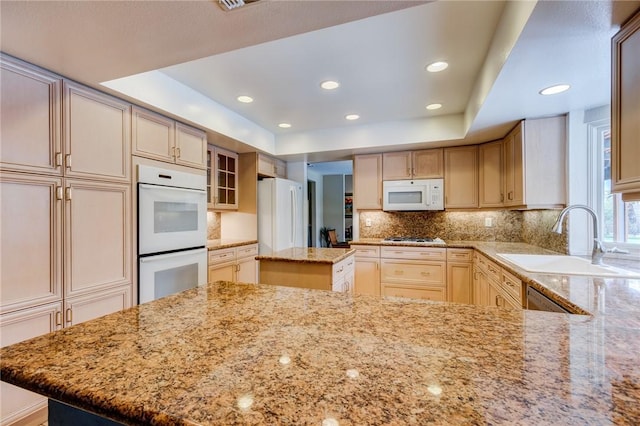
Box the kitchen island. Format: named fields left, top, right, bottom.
left=257, top=247, right=355, bottom=292
left=2, top=264, right=640, bottom=424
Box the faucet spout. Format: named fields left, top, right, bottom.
left=551, top=205, right=605, bottom=265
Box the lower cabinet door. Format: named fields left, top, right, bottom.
left=64, top=285, right=131, bottom=326
left=1, top=302, right=62, bottom=425
left=208, top=262, right=236, bottom=284
left=382, top=285, right=446, bottom=302
left=447, top=262, right=472, bottom=304
left=236, top=257, right=257, bottom=284
left=354, top=258, right=380, bottom=296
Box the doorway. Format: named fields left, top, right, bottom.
left=307, top=180, right=316, bottom=247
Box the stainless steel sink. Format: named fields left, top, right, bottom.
left=495, top=254, right=640, bottom=278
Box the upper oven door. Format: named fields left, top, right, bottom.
left=138, top=183, right=206, bottom=255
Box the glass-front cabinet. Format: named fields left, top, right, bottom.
left=207, top=144, right=238, bottom=210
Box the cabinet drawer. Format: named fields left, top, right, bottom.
left=501, top=269, right=523, bottom=303
left=351, top=245, right=380, bottom=258
left=447, top=248, right=473, bottom=262
left=382, top=284, right=445, bottom=302
left=381, top=259, right=445, bottom=287
left=208, top=248, right=235, bottom=265
left=381, top=246, right=446, bottom=260
left=485, top=259, right=501, bottom=282
left=236, top=244, right=258, bottom=260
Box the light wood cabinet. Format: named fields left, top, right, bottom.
left=208, top=244, right=258, bottom=284
left=63, top=285, right=132, bottom=326
left=63, top=81, right=131, bottom=182
left=1, top=302, right=62, bottom=426
left=380, top=246, right=446, bottom=302
left=207, top=145, right=239, bottom=210
left=382, top=149, right=443, bottom=180
left=473, top=251, right=522, bottom=309
left=447, top=249, right=473, bottom=304
left=479, top=140, right=504, bottom=208
left=0, top=173, right=63, bottom=314
left=503, top=117, right=566, bottom=209
left=0, top=54, right=62, bottom=175
left=612, top=11, right=640, bottom=201
left=132, top=107, right=207, bottom=170
left=353, top=154, right=383, bottom=210
left=257, top=153, right=287, bottom=178
left=259, top=253, right=355, bottom=292
left=351, top=245, right=381, bottom=296
left=444, top=145, right=478, bottom=209
left=64, top=179, right=131, bottom=298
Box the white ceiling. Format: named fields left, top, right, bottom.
left=2, top=0, right=639, bottom=163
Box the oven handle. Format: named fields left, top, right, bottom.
left=138, top=183, right=205, bottom=195
left=140, top=248, right=207, bottom=263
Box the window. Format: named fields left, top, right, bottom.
left=596, top=125, right=640, bottom=246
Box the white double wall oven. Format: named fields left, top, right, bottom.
left=137, top=165, right=207, bottom=303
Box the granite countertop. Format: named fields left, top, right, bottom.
left=256, top=247, right=355, bottom=264
left=207, top=239, right=258, bottom=250
left=2, top=242, right=640, bottom=424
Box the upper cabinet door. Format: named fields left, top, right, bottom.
left=63, top=81, right=131, bottom=182
left=354, top=154, right=383, bottom=210
left=444, top=145, right=478, bottom=209
left=0, top=54, right=62, bottom=175
left=175, top=123, right=207, bottom=170
left=479, top=140, right=504, bottom=208
left=612, top=11, right=640, bottom=200
left=412, top=149, right=443, bottom=178
left=382, top=151, right=412, bottom=180
left=132, top=106, right=175, bottom=163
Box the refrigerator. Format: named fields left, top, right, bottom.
left=258, top=178, right=304, bottom=254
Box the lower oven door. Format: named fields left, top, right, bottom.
left=138, top=247, right=207, bottom=304
left=138, top=183, right=207, bottom=255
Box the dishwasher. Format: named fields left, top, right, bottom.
left=526, top=286, right=570, bottom=313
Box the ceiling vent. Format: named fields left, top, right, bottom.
left=218, top=0, right=260, bottom=11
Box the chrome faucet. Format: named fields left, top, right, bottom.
left=551, top=205, right=608, bottom=265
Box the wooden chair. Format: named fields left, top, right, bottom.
left=328, top=229, right=350, bottom=248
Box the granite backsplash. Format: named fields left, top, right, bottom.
left=358, top=209, right=568, bottom=253
left=207, top=211, right=221, bottom=240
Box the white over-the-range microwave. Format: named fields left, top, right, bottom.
left=382, top=179, right=444, bottom=211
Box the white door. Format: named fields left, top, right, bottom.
left=138, top=184, right=206, bottom=255
left=138, top=248, right=207, bottom=303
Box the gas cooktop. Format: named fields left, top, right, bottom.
left=383, top=237, right=445, bottom=244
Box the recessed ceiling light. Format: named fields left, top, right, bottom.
left=345, top=114, right=360, bottom=121
left=237, top=95, right=253, bottom=103
left=539, top=84, right=570, bottom=95
left=320, top=80, right=340, bottom=90
left=426, top=61, right=448, bottom=72
left=426, top=103, right=442, bottom=110
left=278, top=122, right=291, bottom=128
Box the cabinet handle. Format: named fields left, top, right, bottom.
left=500, top=193, right=504, bottom=202
left=65, top=154, right=72, bottom=169
left=56, top=186, right=63, bottom=201
left=65, top=187, right=72, bottom=201
left=394, top=270, right=403, bottom=275
left=55, top=311, right=63, bottom=327
left=176, top=147, right=181, bottom=158
left=421, top=271, right=431, bottom=276
left=55, top=152, right=63, bottom=167
left=508, top=191, right=513, bottom=200
left=495, top=295, right=501, bottom=307
left=338, top=266, right=344, bottom=273
left=65, top=308, right=72, bottom=324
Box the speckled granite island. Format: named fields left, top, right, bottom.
left=2, top=242, right=640, bottom=424
left=257, top=247, right=355, bottom=292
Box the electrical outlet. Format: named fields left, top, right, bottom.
left=365, top=218, right=372, bottom=227
left=484, top=217, right=493, bottom=227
